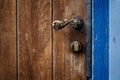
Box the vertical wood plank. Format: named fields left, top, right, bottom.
left=109, top=0, right=120, bottom=80
left=91, top=0, right=109, bottom=80
left=18, top=0, right=52, bottom=80
left=0, top=0, right=16, bottom=80
left=53, top=0, right=87, bottom=80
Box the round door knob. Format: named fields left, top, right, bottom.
left=70, top=41, right=82, bottom=53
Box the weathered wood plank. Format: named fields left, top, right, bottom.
left=18, top=0, right=52, bottom=80
left=109, top=0, right=120, bottom=80
left=0, top=0, right=16, bottom=80
left=92, top=0, right=109, bottom=80
left=53, top=0, right=87, bottom=80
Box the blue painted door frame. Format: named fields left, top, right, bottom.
left=90, top=0, right=109, bottom=80
left=109, top=0, right=120, bottom=80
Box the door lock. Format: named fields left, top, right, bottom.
left=70, top=41, right=82, bottom=53
left=52, top=16, right=83, bottom=30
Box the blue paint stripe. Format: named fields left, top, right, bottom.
left=90, top=0, right=109, bottom=80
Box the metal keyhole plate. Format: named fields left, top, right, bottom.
left=70, top=41, right=82, bottom=53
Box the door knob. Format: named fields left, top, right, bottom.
left=52, top=16, right=83, bottom=30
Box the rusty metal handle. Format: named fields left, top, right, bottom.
left=52, top=16, right=84, bottom=30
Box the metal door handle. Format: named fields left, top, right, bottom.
left=52, top=16, right=83, bottom=30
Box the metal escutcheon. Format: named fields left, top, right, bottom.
left=70, top=41, right=82, bottom=53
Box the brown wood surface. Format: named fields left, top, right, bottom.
left=0, top=0, right=87, bottom=80
left=53, top=0, right=87, bottom=80
left=18, top=0, right=52, bottom=80
left=0, top=0, right=16, bottom=80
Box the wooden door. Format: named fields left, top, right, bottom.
left=0, top=0, right=87, bottom=80
left=53, top=0, right=86, bottom=80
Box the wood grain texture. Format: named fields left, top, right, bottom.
left=18, top=0, right=52, bottom=80
left=0, top=0, right=16, bottom=80
left=53, top=0, right=87, bottom=80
